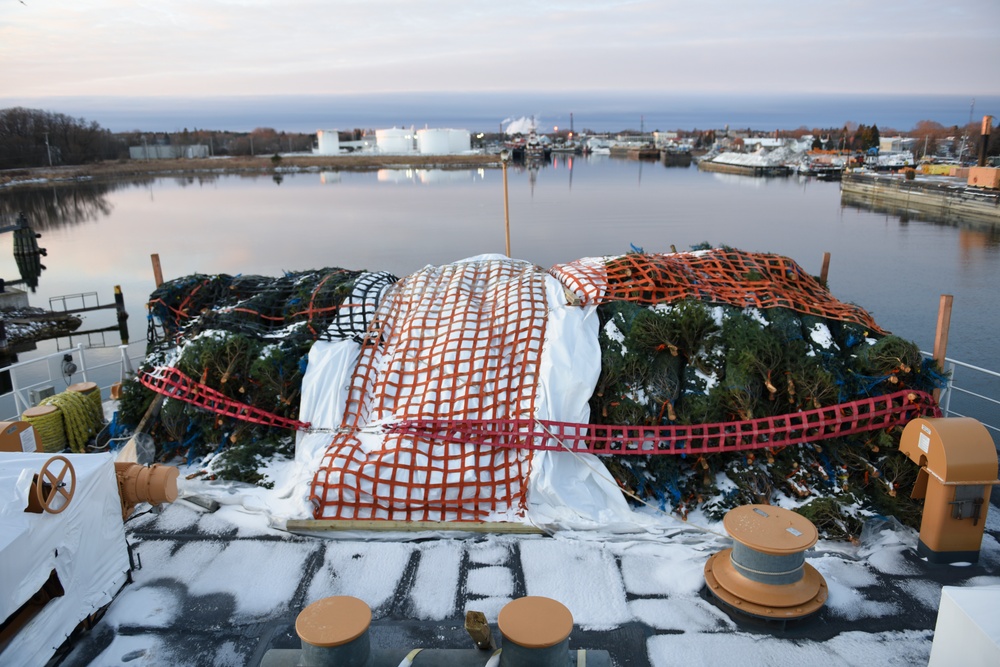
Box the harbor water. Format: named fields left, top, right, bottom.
left=1, top=155, right=997, bottom=426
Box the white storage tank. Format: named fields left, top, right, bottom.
left=448, top=129, right=471, bottom=154
left=375, top=128, right=415, bottom=154
left=417, top=128, right=451, bottom=155
left=315, top=130, right=340, bottom=156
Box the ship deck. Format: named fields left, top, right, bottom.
left=55, top=489, right=1000, bottom=667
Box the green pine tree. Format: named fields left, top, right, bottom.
left=869, top=124, right=880, bottom=150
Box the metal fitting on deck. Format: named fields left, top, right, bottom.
left=260, top=595, right=611, bottom=667
left=704, top=504, right=827, bottom=621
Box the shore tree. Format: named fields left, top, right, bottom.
left=850, top=123, right=880, bottom=151
left=0, top=107, right=124, bottom=169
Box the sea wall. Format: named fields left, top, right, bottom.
left=696, top=159, right=789, bottom=177
left=840, top=172, right=1000, bottom=230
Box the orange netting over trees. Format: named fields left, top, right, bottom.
left=123, top=249, right=943, bottom=534
left=549, top=249, right=885, bottom=334
left=309, top=259, right=548, bottom=521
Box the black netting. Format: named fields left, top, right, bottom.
left=147, top=269, right=398, bottom=349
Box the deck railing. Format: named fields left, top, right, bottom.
left=923, top=352, right=1000, bottom=435
left=1, top=342, right=145, bottom=421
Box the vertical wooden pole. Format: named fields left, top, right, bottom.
left=820, top=252, right=831, bottom=286
left=502, top=162, right=511, bottom=257
left=151, top=253, right=164, bottom=288
left=932, top=294, right=953, bottom=403
left=979, top=115, right=992, bottom=168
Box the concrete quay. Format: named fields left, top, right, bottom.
left=840, top=172, right=1000, bottom=230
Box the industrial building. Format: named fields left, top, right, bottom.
left=128, top=144, right=209, bottom=160
left=313, top=128, right=471, bottom=155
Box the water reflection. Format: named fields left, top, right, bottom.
left=710, top=172, right=774, bottom=188
left=840, top=195, right=1000, bottom=244
left=13, top=249, right=44, bottom=291
left=0, top=181, right=127, bottom=231
left=375, top=169, right=485, bottom=185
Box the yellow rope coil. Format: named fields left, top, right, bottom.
left=23, top=405, right=67, bottom=453
left=68, top=382, right=104, bottom=427
left=39, top=391, right=101, bottom=453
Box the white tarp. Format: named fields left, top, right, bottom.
left=293, top=255, right=637, bottom=529
left=0, top=452, right=130, bottom=664
left=526, top=269, right=636, bottom=529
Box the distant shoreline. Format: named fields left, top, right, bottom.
left=0, top=153, right=498, bottom=189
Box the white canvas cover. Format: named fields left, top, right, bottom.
left=0, top=452, right=130, bottom=664
left=294, top=256, right=637, bottom=529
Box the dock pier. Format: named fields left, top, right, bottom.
left=696, top=159, right=790, bottom=177
left=840, top=172, right=1000, bottom=230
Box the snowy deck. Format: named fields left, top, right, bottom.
left=57, top=488, right=1000, bottom=667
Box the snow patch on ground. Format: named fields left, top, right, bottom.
left=520, top=538, right=630, bottom=629
left=649, top=629, right=932, bottom=667
left=185, top=540, right=313, bottom=616
left=904, top=578, right=945, bottom=610
left=865, top=542, right=921, bottom=576
left=102, top=585, right=181, bottom=629
left=466, top=542, right=510, bottom=565
left=307, top=541, right=414, bottom=611
left=809, top=554, right=903, bottom=621
left=466, top=566, right=514, bottom=598
left=629, top=597, right=734, bottom=632
left=619, top=542, right=707, bottom=597
left=409, top=541, right=463, bottom=619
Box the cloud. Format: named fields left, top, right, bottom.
left=2, top=1, right=998, bottom=98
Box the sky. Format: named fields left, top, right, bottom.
left=2, top=1, right=1000, bottom=132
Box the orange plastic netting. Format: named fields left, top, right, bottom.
left=309, top=259, right=549, bottom=521
left=549, top=249, right=886, bottom=334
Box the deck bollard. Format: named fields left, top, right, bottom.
left=260, top=595, right=610, bottom=666
left=295, top=596, right=373, bottom=667
left=705, top=504, right=827, bottom=621
left=497, top=596, right=573, bottom=666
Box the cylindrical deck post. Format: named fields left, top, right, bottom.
left=497, top=596, right=573, bottom=666
left=295, top=596, right=373, bottom=667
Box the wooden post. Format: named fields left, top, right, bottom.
left=820, top=252, right=831, bottom=286
left=285, top=518, right=545, bottom=534
left=151, top=253, right=163, bottom=288
left=979, top=115, right=992, bottom=168
left=932, top=294, right=953, bottom=403
left=502, top=161, right=511, bottom=257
